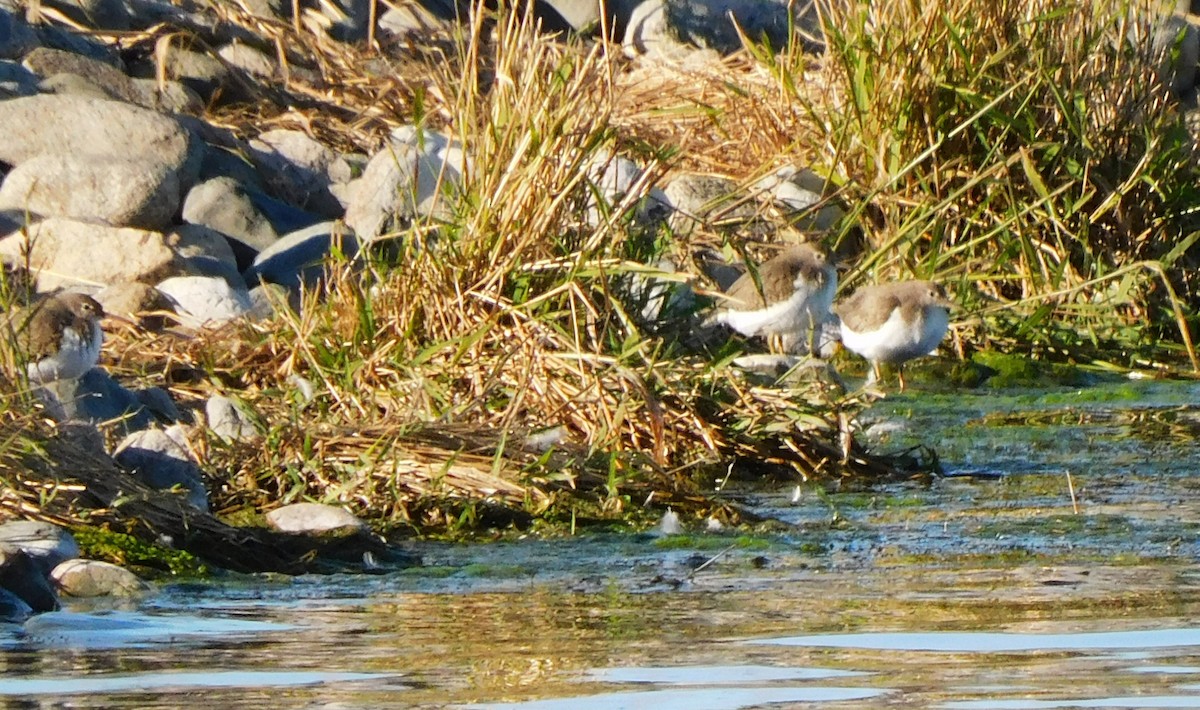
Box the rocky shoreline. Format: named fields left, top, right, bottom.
left=1, top=0, right=1197, bottom=621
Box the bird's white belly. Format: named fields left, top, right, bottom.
left=841, top=308, right=947, bottom=363
left=720, top=281, right=832, bottom=338
left=26, top=323, right=102, bottom=383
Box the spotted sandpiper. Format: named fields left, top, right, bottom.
left=834, top=280, right=953, bottom=391
left=10, top=292, right=106, bottom=384
left=708, top=243, right=837, bottom=354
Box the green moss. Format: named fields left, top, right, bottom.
left=970, top=352, right=1093, bottom=388
left=72, top=527, right=209, bottom=579
left=398, top=565, right=460, bottom=578
left=459, top=563, right=532, bottom=578
left=653, top=534, right=772, bottom=551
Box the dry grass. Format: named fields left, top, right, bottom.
left=5, top=0, right=1198, bottom=545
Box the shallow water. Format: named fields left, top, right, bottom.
left=3, top=378, right=1200, bottom=708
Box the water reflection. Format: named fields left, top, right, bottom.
left=0, top=382, right=1199, bottom=707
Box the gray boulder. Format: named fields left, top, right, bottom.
left=0, top=9, right=38, bottom=60
left=0, top=218, right=184, bottom=291
left=244, top=221, right=357, bottom=289
left=0, top=60, right=38, bottom=97
left=753, top=167, right=845, bottom=232
left=41, top=0, right=132, bottom=31
left=249, top=129, right=355, bottom=217
left=205, top=394, right=257, bottom=442
left=0, top=521, right=80, bottom=575
left=661, top=172, right=754, bottom=236
left=0, top=544, right=59, bottom=614
left=182, top=176, right=325, bottom=255
left=38, top=368, right=154, bottom=432
left=265, top=502, right=367, bottom=535
left=0, top=95, right=201, bottom=189
left=624, top=0, right=820, bottom=57
left=129, top=46, right=246, bottom=105
left=344, top=127, right=468, bottom=240
left=377, top=3, right=454, bottom=37
left=22, top=47, right=138, bottom=102
left=583, top=150, right=669, bottom=227
left=51, top=559, right=149, bottom=597
left=113, top=427, right=209, bottom=511
left=0, top=154, right=181, bottom=231
left=170, top=223, right=246, bottom=289
left=155, top=274, right=253, bottom=327
left=0, top=586, right=33, bottom=624
left=95, top=281, right=174, bottom=330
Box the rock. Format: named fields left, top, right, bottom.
left=135, top=386, right=183, bottom=423
left=34, top=24, right=117, bottom=65
left=753, top=167, right=845, bottom=232
left=0, top=586, right=33, bottom=623
left=583, top=150, right=668, bottom=227
left=311, top=0, right=371, bottom=42
left=182, top=176, right=325, bottom=255
left=0, top=59, right=38, bottom=97
left=623, top=0, right=693, bottom=59
left=377, top=3, right=454, bottom=37
left=155, top=275, right=253, bottom=327
left=0, top=95, right=201, bottom=188
left=0, top=218, right=184, bottom=291
left=50, top=559, right=149, bottom=597
left=37, top=71, right=121, bottom=100
left=113, top=427, right=209, bottom=511
left=216, top=41, right=279, bottom=80
left=0, top=10, right=38, bottom=61
left=197, top=145, right=266, bottom=192
left=0, top=154, right=181, bottom=231
left=95, top=281, right=174, bottom=330
left=0, top=521, right=80, bottom=574
left=265, top=502, right=368, bottom=535
left=662, top=172, right=753, bottom=236
left=22, top=47, right=138, bottom=102
left=38, top=368, right=154, bottom=431
left=244, top=221, right=358, bottom=289
left=181, top=176, right=279, bottom=253
left=247, top=281, right=295, bottom=320
left=170, top=224, right=246, bottom=289
left=540, top=0, right=600, bottom=32
left=205, top=394, right=256, bottom=441
left=0, top=544, right=59, bottom=614
left=249, top=129, right=354, bottom=217
left=42, top=0, right=132, bottom=31
left=344, top=127, right=468, bottom=240
left=129, top=46, right=245, bottom=105
left=1151, top=13, right=1200, bottom=98
left=625, top=0, right=820, bottom=57
left=128, top=77, right=204, bottom=114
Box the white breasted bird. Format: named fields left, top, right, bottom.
left=834, top=280, right=954, bottom=391
left=709, top=244, right=837, bottom=354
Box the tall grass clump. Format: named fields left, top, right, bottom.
left=773, top=0, right=1200, bottom=367
left=182, top=5, right=903, bottom=534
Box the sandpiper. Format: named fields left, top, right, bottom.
left=10, top=292, right=106, bottom=384
left=835, top=280, right=953, bottom=391
left=709, top=243, right=837, bottom=354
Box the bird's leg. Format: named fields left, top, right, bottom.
left=897, top=365, right=907, bottom=393
left=866, top=362, right=881, bottom=386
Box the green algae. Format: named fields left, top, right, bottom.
left=72, top=528, right=209, bottom=579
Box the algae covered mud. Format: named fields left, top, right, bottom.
left=4, top=378, right=1200, bottom=708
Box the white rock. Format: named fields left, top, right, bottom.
left=51, top=559, right=149, bottom=597
left=0, top=521, right=79, bottom=573
left=265, top=502, right=367, bottom=535
left=156, top=275, right=253, bottom=327
left=205, top=394, right=257, bottom=442
left=0, top=154, right=180, bottom=231
left=0, top=217, right=183, bottom=290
